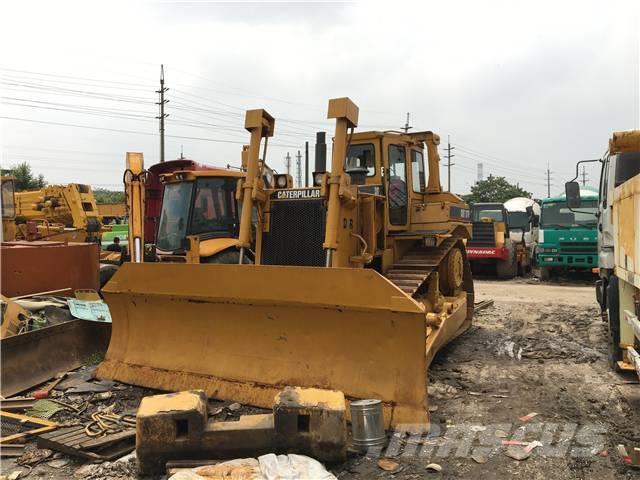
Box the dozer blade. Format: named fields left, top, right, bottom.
left=1, top=320, right=111, bottom=397
left=97, top=263, right=439, bottom=428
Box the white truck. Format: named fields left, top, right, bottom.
left=566, top=130, right=640, bottom=371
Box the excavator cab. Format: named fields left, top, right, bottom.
left=98, top=98, right=473, bottom=429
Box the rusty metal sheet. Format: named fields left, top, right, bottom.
left=1, top=241, right=99, bottom=297
left=1, top=320, right=111, bottom=397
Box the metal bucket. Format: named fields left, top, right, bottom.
left=350, top=399, right=386, bottom=450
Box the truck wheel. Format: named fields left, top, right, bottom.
left=607, top=277, right=622, bottom=370
left=496, top=240, right=517, bottom=280
left=540, top=266, right=552, bottom=281
left=202, top=249, right=253, bottom=264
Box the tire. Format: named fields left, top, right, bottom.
left=607, top=277, right=622, bottom=370
left=540, top=266, right=552, bottom=281
left=496, top=240, right=517, bottom=280
left=99, top=264, right=119, bottom=289
left=201, top=249, right=253, bottom=264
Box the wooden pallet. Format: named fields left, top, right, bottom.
left=37, top=425, right=135, bottom=461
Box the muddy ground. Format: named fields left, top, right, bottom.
left=3, top=277, right=640, bottom=479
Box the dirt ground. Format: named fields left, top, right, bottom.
left=3, top=277, right=640, bottom=479
left=341, top=277, right=640, bottom=480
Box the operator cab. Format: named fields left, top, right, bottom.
left=471, top=203, right=508, bottom=225
left=156, top=170, right=241, bottom=255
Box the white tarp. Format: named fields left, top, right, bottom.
left=168, top=454, right=336, bottom=480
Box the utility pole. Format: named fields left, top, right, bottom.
left=444, top=135, right=455, bottom=192
left=402, top=112, right=412, bottom=133
left=296, top=150, right=302, bottom=187
left=156, top=64, right=169, bottom=162
left=179, top=145, right=185, bottom=160
left=477, top=162, right=484, bottom=183
left=304, top=141, right=309, bottom=187
left=580, top=165, right=588, bottom=186
left=285, top=152, right=291, bottom=176
left=545, top=163, right=552, bottom=197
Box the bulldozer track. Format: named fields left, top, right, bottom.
left=386, top=237, right=458, bottom=297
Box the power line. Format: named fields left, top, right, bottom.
left=0, top=67, right=155, bottom=89
left=0, top=116, right=300, bottom=148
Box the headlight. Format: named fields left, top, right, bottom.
left=424, top=237, right=436, bottom=247
left=275, top=175, right=288, bottom=188
left=313, top=171, right=325, bottom=187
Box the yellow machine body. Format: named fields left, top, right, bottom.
left=1, top=176, right=17, bottom=242
left=15, top=183, right=105, bottom=242
left=98, top=98, right=474, bottom=428
left=153, top=168, right=245, bottom=263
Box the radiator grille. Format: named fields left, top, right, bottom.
left=261, top=199, right=326, bottom=266
left=559, top=242, right=597, bottom=254
left=468, top=222, right=496, bottom=247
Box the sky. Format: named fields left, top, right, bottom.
left=0, top=0, right=638, bottom=198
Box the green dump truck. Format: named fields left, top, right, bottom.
left=536, top=186, right=598, bottom=280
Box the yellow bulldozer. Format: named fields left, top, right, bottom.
left=98, top=98, right=474, bottom=428
left=15, top=183, right=106, bottom=243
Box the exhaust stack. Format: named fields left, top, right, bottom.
left=315, top=132, right=327, bottom=172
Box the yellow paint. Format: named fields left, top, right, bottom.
left=610, top=130, right=640, bottom=154
left=275, top=386, right=345, bottom=411
left=199, top=238, right=240, bottom=258
left=137, top=390, right=205, bottom=418
left=207, top=414, right=274, bottom=432
left=614, top=175, right=639, bottom=272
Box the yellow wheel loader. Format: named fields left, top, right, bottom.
left=98, top=98, right=474, bottom=429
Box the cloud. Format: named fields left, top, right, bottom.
left=0, top=0, right=638, bottom=197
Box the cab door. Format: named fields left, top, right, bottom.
left=384, top=139, right=409, bottom=230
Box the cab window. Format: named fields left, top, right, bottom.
left=411, top=150, right=425, bottom=192
left=388, top=145, right=407, bottom=225
left=346, top=144, right=376, bottom=176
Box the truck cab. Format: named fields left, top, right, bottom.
left=566, top=130, right=640, bottom=371
left=537, top=186, right=598, bottom=280
left=594, top=141, right=640, bottom=313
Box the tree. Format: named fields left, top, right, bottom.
left=6, top=162, right=46, bottom=191
left=463, top=175, right=531, bottom=204
left=93, top=188, right=125, bottom=204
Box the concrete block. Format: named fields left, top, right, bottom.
left=136, top=390, right=208, bottom=474
left=274, top=386, right=346, bottom=463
